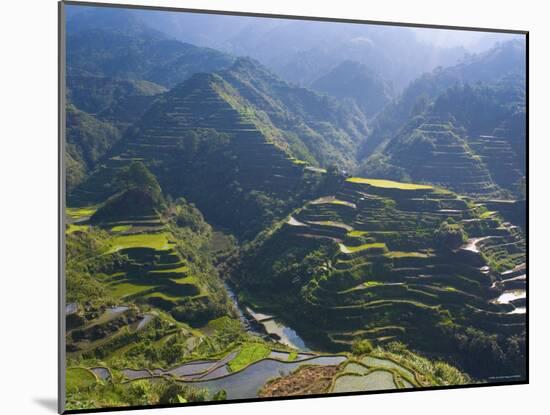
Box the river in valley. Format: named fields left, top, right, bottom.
left=223, top=281, right=310, bottom=351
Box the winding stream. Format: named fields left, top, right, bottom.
left=223, top=282, right=310, bottom=351
left=259, top=319, right=310, bottom=351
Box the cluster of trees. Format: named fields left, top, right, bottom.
left=443, top=325, right=526, bottom=379
left=433, top=78, right=525, bottom=136
left=66, top=375, right=225, bottom=410
left=66, top=105, right=121, bottom=192
left=66, top=228, right=127, bottom=305
left=434, top=220, right=467, bottom=251
left=115, top=161, right=164, bottom=205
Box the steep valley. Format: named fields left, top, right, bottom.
left=63, top=9, right=527, bottom=409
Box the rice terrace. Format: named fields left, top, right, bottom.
left=62, top=3, right=527, bottom=411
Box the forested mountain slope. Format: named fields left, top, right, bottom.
left=65, top=8, right=236, bottom=192
left=311, top=60, right=394, bottom=118
left=68, top=73, right=310, bottom=239
left=359, top=41, right=526, bottom=197
left=63, top=8, right=527, bottom=407
left=66, top=8, right=235, bottom=88
left=218, top=58, right=369, bottom=170
left=361, top=40, right=526, bottom=158
left=67, top=76, right=167, bottom=128
left=131, top=9, right=470, bottom=90
left=69, top=57, right=374, bottom=239
left=66, top=105, right=121, bottom=192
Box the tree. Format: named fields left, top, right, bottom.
left=352, top=339, right=374, bottom=355
left=323, top=164, right=345, bottom=192
left=212, top=390, right=227, bottom=400
left=434, top=221, right=466, bottom=250
left=116, top=161, right=163, bottom=204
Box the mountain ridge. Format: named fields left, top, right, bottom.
left=311, top=60, right=394, bottom=118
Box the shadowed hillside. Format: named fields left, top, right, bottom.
left=363, top=115, right=499, bottom=196
left=67, top=76, right=167, bottom=128
left=218, top=58, right=369, bottom=170
left=66, top=105, right=121, bottom=192
left=69, top=68, right=331, bottom=239
left=69, top=57, right=377, bottom=239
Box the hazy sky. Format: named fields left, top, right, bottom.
left=412, top=27, right=522, bottom=52
left=66, top=4, right=525, bottom=90
left=67, top=4, right=521, bottom=54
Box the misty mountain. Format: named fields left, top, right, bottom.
left=359, top=42, right=526, bottom=197
left=66, top=7, right=235, bottom=88
left=105, top=7, right=469, bottom=90
left=311, top=60, right=394, bottom=118
left=360, top=39, right=526, bottom=158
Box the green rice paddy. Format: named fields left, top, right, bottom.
left=66, top=224, right=89, bottom=234
left=386, top=251, right=430, bottom=258
left=228, top=343, right=271, bottom=372
left=346, top=177, right=433, bottom=190
left=66, top=367, right=98, bottom=393
left=67, top=206, right=98, bottom=219
left=108, top=232, right=172, bottom=253
left=110, top=224, right=132, bottom=233
left=109, top=282, right=157, bottom=299
left=340, top=242, right=387, bottom=253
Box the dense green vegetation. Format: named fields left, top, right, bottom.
left=393, top=116, right=494, bottom=194
left=235, top=177, right=526, bottom=379
left=66, top=105, right=122, bottom=191
left=69, top=61, right=360, bottom=239
left=219, top=58, right=369, bottom=171
left=67, top=76, right=167, bottom=131
left=64, top=7, right=526, bottom=410
left=66, top=170, right=257, bottom=408
left=228, top=343, right=271, bottom=372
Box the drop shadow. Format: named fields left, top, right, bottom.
left=34, top=398, right=58, bottom=413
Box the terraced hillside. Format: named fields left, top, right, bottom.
left=360, top=40, right=526, bottom=159
left=466, top=125, right=524, bottom=195
left=65, top=181, right=297, bottom=407
left=69, top=68, right=328, bottom=239
left=66, top=190, right=470, bottom=409
left=218, top=58, right=369, bottom=170
left=236, top=177, right=526, bottom=379
left=62, top=7, right=527, bottom=411
left=67, top=196, right=228, bottom=327
left=429, top=79, right=526, bottom=196
left=364, top=115, right=500, bottom=196
left=66, top=339, right=468, bottom=407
